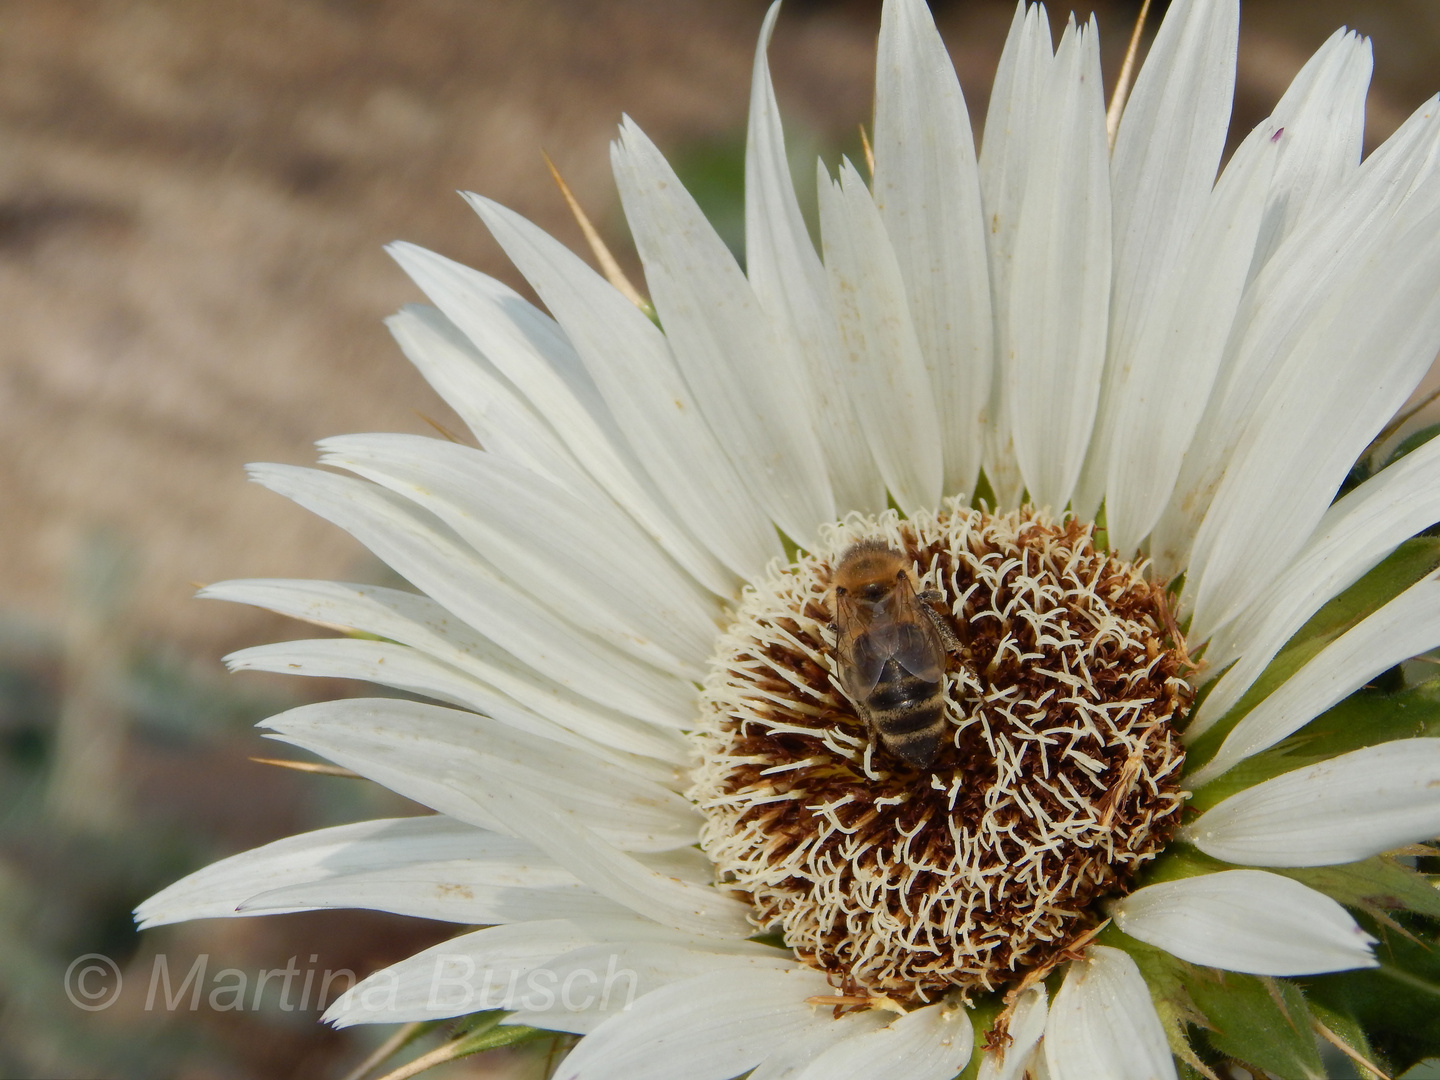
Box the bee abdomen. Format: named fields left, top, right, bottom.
left=865, top=661, right=945, bottom=767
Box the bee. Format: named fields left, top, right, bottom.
left=828, top=540, right=961, bottom=769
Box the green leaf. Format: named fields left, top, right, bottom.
left=1278, top=857, right=1440, bottom=923
left=1184, top=970, right=1324, bottom=1080
left=1307, top=997, right=1387, bottom=1080
left=1303, top=913, right=1440, bottom=1076
left=1386, top=422, right=1440, bottom=469
left=1188, top=678, right=1440, bottom=814
left=1186, top=538, right=1440, bottom=772
left=449, top=1018, right=546, bottom=1058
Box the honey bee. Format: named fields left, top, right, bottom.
left=828, top=540, right=961, bottom=769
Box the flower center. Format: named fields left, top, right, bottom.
left=688, top=503, right=1191, bottom=1002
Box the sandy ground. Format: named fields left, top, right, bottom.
left=0, top=0, right=1435, bottom=665
left=1, top=4, right=1438, bottom=1078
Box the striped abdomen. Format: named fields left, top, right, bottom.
left=862, top=659, right=945, bottom=768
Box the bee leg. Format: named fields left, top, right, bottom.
left=918, top=599, right=963, bottom=656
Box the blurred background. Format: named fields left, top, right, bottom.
left=0, top=1, right=1438, bottom=1077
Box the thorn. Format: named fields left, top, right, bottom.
left=250, top=756, right=363, bottom=779
left=336, top=1021, right=432, bottom=1080
left=1312, top=1016, right=1391, bottom=1080
left=1106, top=0, right=1152, bottom=151
left=541, top=149, right=651, bottom=313
left=414, top=410, right=466, bottom=445
left=858, top=123, right=876, bottom=179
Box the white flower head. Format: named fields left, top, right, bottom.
left=138, top=1, right=1440, bottom=1077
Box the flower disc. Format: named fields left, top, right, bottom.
left=690, top=504, right=1191, bottom=1000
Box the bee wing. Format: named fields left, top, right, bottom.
left=834, top=582, right=946, bottom=697
left=878, top=582, right=946, bottom=683
left=884, top=616, right=946, bottom=682
left=834, top=590, right=888, bottom=698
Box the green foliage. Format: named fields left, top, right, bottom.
left=1279, top=857, right=1440, bottom=923
left=1341, top=421, right=1440, bottom=498
left=447, top=1011, right=546, bottom=1058
left=1193, top=972, right=1324, bottom=1080
left=1307, top=997, right=1386, bottom=1080
left=1188, top=677, right=1440, bottom=814
left=1186, top=537, right=1440, bottom=779
left=1304, top=912, right=1440, bottom=1077
left=1386, top=423, right=1440, bottom=470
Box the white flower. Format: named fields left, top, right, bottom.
left=137, top=1, right=1440, bottom=1077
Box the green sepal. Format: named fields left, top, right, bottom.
left=1302, top=911, right=1440, bottom=1076
left=1385, top=421, right=1440, bottom=469
left=971, top=470, right=997, bottom=512
left=446, top=1011, right=546, bottom=1058
left=1187, top=677, right=1440, bottom=815
left=776, top=527, right=807, bottom=564
left=1277, top=856, right=1440, bottom=923
left=1185, top=537, right=1440, bottom=772
left=1184, top=970, right=1324, bottom=1080
left=1129, top=845, right=1232, bottom=887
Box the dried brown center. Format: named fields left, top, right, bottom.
left=688, top=505, right=1190, bottom=1001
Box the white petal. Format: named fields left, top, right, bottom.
left=133, top=816, right=624, bottom=928
left=1112, top=869, right=1377, bottom=975
left=793, top=999, right=973, bottom=1080
left=1100, top=123, right=1278, bottom=552
left=747, top=1012, right=890, bottom=1080
left=387, top=751, right=751, bottom=938
left=387, top=304, right=584, bottom=492
left=504, top=941, right=796, bottom=1035
left=1183, top=180, right=1440, bottom=641
left=261, top=699, right=699, bottom=853
left=1152, top=95, right=1440, bottom=580
left=1185, top=739, right=1440, bottom=866
left=1248, top=29, right=1372, bottom=273
left=387, top=243, right=735, bottom=596
left=467, top=195, right=783, bottom=580
left=977, top=985, right=1047, bottom=1080
left=1192, top=431, right=1440, bottom=736
left=873, top=0, right=992, bottom=498
left=553, top=967, right=837, bottom=1080
left=248, top=464, right=695, bottom=727
left=1006, top=16, right=1111, bottom=512
left=1191, top=572, right=1440, bottom=786
left=1076, top=0, right=1237, bottom=522
left=203, top=578, right=678, bottom=760
left=978, top=1, right=1053, bottom=508
left=226, top=638, right=683, bottom=778
left=1044, top=945, right=1176, bottom=1080
left=319, top=433, right=718, bottom=675
left=611, top=118, right=834, bottom=549
left=818, top=160, right=944, bottom=514
left=744, top=4, right=886, bottom=516
left=323, top=916, right=763, bottom=1027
